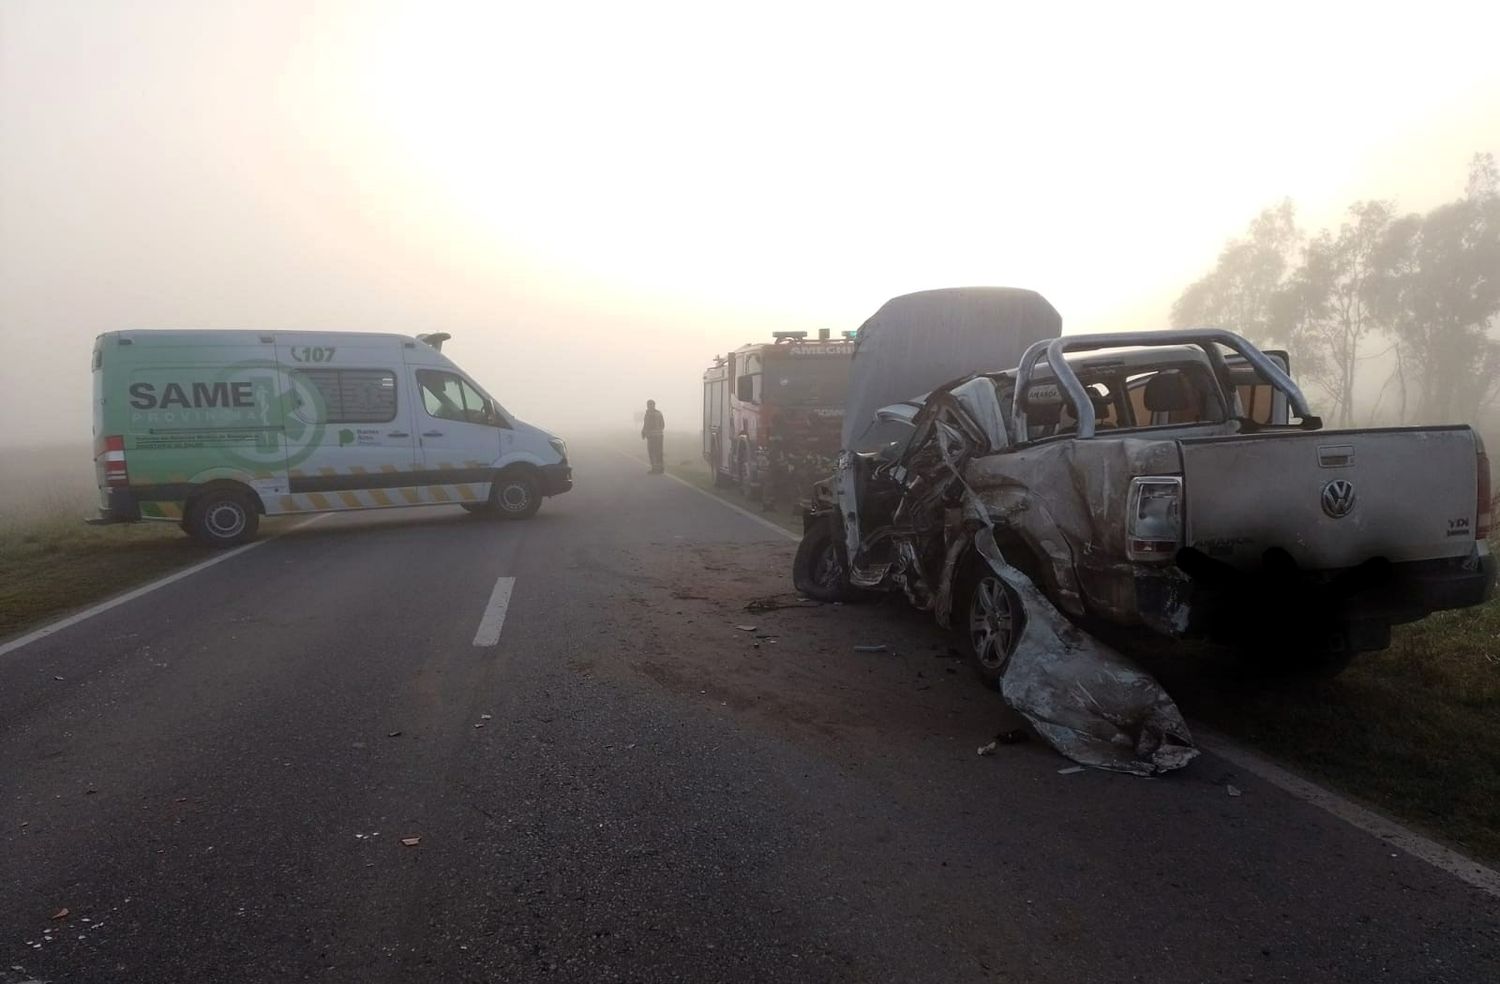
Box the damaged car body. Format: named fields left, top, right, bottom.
left=799, top=328, right=1497, bottom=686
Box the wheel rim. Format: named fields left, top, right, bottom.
left=498, top=482, right=532, bottom=512
left=812, top=541, right=843, bottom=589
left=968, top=575, right=1017, bottom=672
left=203, top=501, right=246, bottom=539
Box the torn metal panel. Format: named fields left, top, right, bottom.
left=973, top=527, right=1199, bottom=776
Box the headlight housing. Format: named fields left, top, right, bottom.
left=548, top=437, right=568, bottom=460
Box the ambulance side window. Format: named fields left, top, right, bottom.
left=297, top=369, right=397, bottom=424
left=416, top=370, right=505, bottom=427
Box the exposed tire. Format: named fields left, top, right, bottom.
left=184, top=488, right=259, bottom=548
left=953, top=557, right=1024, bottom=690
left=792, top=519, right=868, bottom=602
left=492, top=471, right=541, bottom=520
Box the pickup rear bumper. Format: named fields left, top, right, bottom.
left=1141, top=544, right=1494, bottom=648
left=1400, top=547, right=1494, bottom=615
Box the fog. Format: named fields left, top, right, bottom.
left=2, top=0, right=1497, bottom=448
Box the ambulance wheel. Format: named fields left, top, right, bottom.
left=185, top=488, right=259, bottom=548
left=492, top=472, right=541, bottom=520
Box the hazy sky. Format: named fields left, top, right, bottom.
left=2, top=0, right=1497, bottom=445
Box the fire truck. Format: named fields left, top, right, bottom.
left=702, top=329, right=856, bottom=507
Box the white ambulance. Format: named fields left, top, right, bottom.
left=91, top=330, right=572, bottom=546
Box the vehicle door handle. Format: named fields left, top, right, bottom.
left=422, top=430, right=443, bottom=438
left=388, top=431, right=410, bottom=438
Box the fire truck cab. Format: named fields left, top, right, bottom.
left=702, top=329, right=855, bottom=507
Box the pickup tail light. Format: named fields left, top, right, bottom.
left=1478, top=436, right=1492, bottom=541
left=101, top=434, right=129, bottom=487
left=1127, top=476, right=1183, bottom=562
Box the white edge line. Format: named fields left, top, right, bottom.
left=613, top=447, right=1500, bottom=898
left=473, top=576, right=516, bottom=647
left=612, top=449, right=798, bottom=542
left=1195, top=727, right=1500, bottom=899
left=0, top=514, right=326, bottom=661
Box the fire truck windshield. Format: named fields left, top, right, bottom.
left=762, top=354, right=850, bottom=407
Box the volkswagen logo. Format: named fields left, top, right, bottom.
left=1321, top=479, right=1356, bottom=518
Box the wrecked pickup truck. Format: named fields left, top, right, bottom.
left=796, top=328, right=1495, bottom=678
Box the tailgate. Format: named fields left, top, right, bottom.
left=1180, top=426, right=1479, bottom=570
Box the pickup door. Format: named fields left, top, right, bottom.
left=1180, top=426, right=1480, bottom=570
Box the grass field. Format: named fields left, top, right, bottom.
left=0, top=445, right=224, bottom=639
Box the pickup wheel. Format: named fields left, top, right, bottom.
left=954, top=558, right=1024, bottom=690
left=792, top=519, right=868, bottom=603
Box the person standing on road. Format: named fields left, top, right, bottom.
left=642, top=399, right=665, bottom=474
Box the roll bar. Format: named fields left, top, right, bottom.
left=1011, top=328, right=1318, bottom=440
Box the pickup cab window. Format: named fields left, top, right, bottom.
left=1125, top=366, right=1225, bottom=427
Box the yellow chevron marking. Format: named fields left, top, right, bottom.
left=370, top=489, right=393, bottom=507
left=319, top=467, right=338, bottom=476
left=380, top=464, right=400, bottom=473
left=159, top=502, right=183, bottom=519
left=400, top=487, right=422, bottom=504
left=280, top=496, right=297, bottom=511
left=339, top=491, right=362, bottom=509
left=307, top=492, right=332, bottom=510
left=430, top=485, right=451, bottom=503
left=457, top=484, right=478, bottom=502
left=290, top=469, right=306, bottom=478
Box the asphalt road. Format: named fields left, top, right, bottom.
left=2, top=444, right=1497, bottom=984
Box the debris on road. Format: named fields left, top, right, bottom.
left=974, top=529, right=1199, bottom=777
left=387, top=730, right=403, bottom=738
left=1227, top=784, right=1243, bottom=797
left=50, top=908, right=69, bottom=920
left=734, top=625, right=758, bottom=632
left=745, top=595, right=821, bottom=613
left=1057, top=766, right=1085, bottom=776
left=977, top=740, right=998, bottom=757
left=400, top=836, right=421, bottom=847
left=853, top=644, right=888, bottom=653
left=480, top=713, right=493, bottom=720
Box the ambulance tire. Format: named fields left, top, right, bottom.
left=185, top=487, right=259, bottom=548
left=491, top=470, right=541, bottom=520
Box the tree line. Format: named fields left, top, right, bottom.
left=1172, top=153, right=1500, bottom=429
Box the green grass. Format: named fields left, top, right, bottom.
left=1125, top=543, right=1500, bottom=862
left=0, top=516, right=209, bottom=639
left=0, top=444, right=212, bottom=639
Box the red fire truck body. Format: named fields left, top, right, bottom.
left=702, top=331, right=855, bottom=504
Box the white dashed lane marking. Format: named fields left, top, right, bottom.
left=473, top=576, right=516, bottom=647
